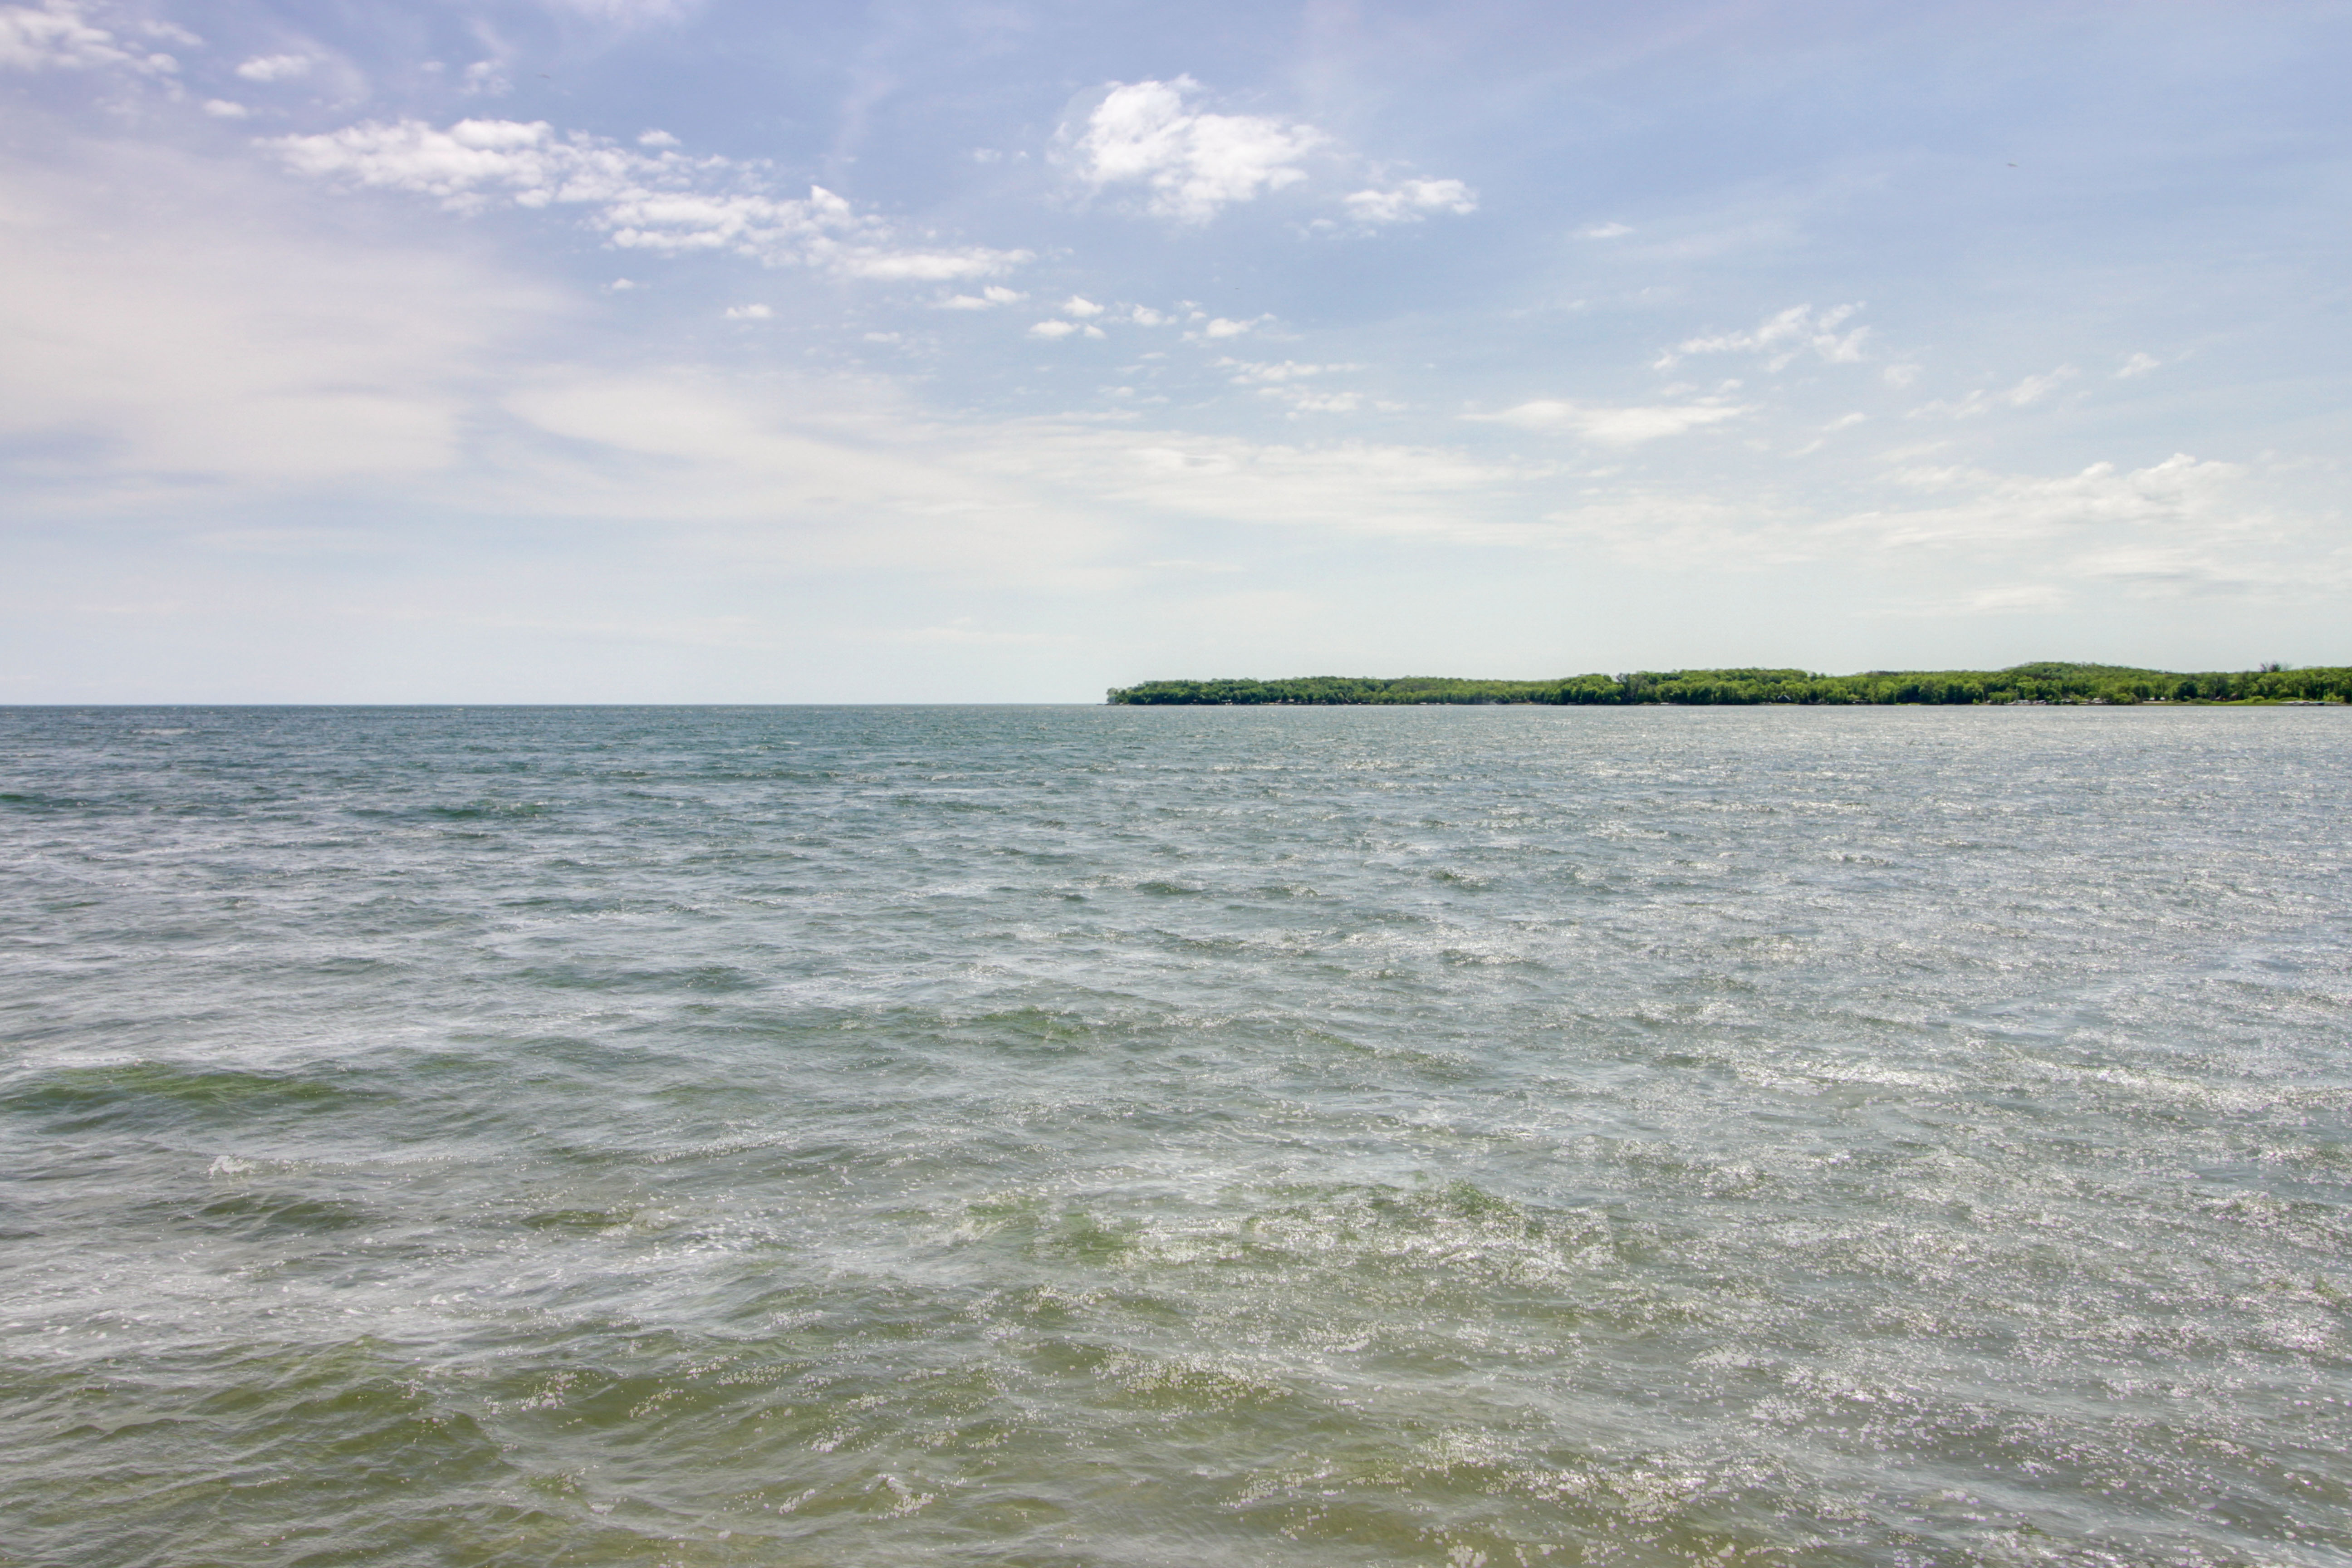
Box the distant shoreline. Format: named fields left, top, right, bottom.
left=1107, top=663, right=2352, bottom=707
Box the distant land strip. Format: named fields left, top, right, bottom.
left=1106, top=662, right=2352, bottom=706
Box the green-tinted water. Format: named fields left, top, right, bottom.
left=3, top=706, right=2347, bottom=1565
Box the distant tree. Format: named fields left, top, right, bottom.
left=1103, top=663, right=2352, bottom=707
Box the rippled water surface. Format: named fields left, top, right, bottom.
left=3, top=704, right=2349, bottom=1568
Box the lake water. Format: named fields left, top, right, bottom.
left=2, top=704, right=2347, bottom=1567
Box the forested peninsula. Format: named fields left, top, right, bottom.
left=1106, top=662, right=2352, bottom=706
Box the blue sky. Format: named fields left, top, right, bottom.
left=2, top=0, right=2347, bottom=701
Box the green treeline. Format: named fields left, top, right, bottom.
left=1105, top=662, right=2352, bottom=706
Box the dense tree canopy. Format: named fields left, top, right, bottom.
left=1106, top=663, right=2352, bottom=706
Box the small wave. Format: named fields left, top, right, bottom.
left=0, top=1062, right=366, bottom=1131
left=423, top=800, right=552, bottom=820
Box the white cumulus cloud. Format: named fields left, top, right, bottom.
left=267, top=118, right=1030, bottom=282
left=940, top=285, right=1025, bottom=309
left=1070, top=77, right=1324, bottom=221
left=235, top=53, right=310, bottom=82
left=1193, top=315, right=1269, bottom=340
left=1068, top=78, right=1473, bottom=230
left=936, top=285, right=1030, bottom=310
left=1343, top=177, right=1477, bottom=224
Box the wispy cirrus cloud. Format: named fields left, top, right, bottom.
left=537, top=0, right=703, bottom=23
left=1911, top=364, right=2077, bottom=419
left=1217, top=360, right=1386, bottom=414
left=0, top=137, right=561, bottom=490
left=1862, top=453, right=2244, bottom=547
left=1539, top=452, right=2323, bottom=599
left=1219, top=359, right=1362, bottom=384
left=0, top=0, right=179, bottom=73
left=1075, top=433, right=1538, bottom=541
left=1263, top=387, right=1370, bottom=413
left=1468, top=398, right=1747, bottom=444
left=1653, top=303, right=1868, bottom=370
left=1853, top=455, right=2328, bottom=597
left=268, top=118, right=1029, bottom=281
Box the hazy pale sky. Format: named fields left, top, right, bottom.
left=3, top=0, right=2347, bottom=701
